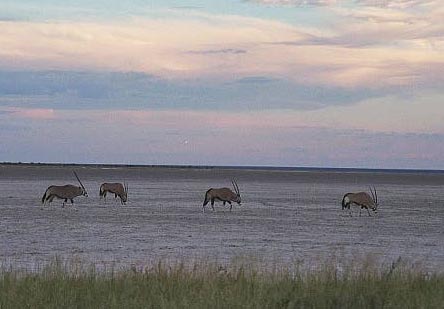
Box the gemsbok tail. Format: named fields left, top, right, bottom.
left=203, top=188, right=212, bottom=206
left=41, top=188, right=49, bottom=204
left=99, top=184, right=105, bottom=198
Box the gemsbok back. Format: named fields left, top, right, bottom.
left=99, top=182, right=128, bottom=205
left=341, top=187, right=378, bottom=216
left=202, top=180, right=241, bottom=212
left=41, top=171, right=88, bottom=207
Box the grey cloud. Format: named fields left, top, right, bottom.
left=235, top=76, right=278, bottom=83
left=0, top=110, right=14, bottom=116
left=0, top=71, right=155, bottom=99
left=0, top=16, right=23, bottom=21
left=231, top=76, right=391, bottom=108
left=0, top=70, right=413, bottom=111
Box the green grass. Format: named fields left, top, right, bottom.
left=0, top=257, right=443, bottom=308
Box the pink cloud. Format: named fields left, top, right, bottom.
left=0, top=6, right=442, bottom=89
left=8, top=108, right=56, bottom=120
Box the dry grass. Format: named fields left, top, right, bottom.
left=0, top=256, right=443, bottom=308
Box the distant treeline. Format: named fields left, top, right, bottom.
left=1, top=162, right=444, bottom=174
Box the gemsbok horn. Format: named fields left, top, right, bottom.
left=202, top=180, right=241, bottom=212
left=341, top=187, right=378, bottom=216
left=99, top=182, right=128, bottom=205
left=41, top=171, right=88, bottom=207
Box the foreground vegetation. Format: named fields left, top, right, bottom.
left=0, top=258, right=443, bottom=308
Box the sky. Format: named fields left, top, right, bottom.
left=0, top=0, right=443, bottom=169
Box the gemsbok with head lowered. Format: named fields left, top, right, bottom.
left=341, top=187, right=378, bottom=216
left=41, top=171, right=88, bottom=207
left=99, top=182, right=128, bottom=205
left=202, top=180, right=241, bottom=212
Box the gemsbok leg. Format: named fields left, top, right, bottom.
left=48, top=195, right=55, bottom=205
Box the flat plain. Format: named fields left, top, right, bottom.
left=0, top=164, right=443, bottom=272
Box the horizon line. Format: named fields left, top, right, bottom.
left=1, top=162, right=443, bottom=174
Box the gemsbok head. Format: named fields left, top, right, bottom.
left=341, top=187, right=378, bottom=216
left=99, top=182, right=128, bottom=205
left=41, top=171, right=88, bottom=207
left=202, top=180, right=241, bottom=212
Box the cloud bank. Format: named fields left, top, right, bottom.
left=0, top=6, right=441, bottom=91
left=0, top=70, right=397, bottom=111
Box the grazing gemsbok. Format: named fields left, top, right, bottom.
left=341, top=187, right=378, bottom=216
left=99, top=182, right=128, bottom=205
left=41, top=171, right=88, bottom=207
left=202, top=180, right=241, bottom=212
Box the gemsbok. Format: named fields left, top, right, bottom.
left=341, top=187, right=378, bottom=216
left=41, top=171, right=88, bottom=207
left=99, top=182, right=128, bottom=205
left=202, top=180, right=241, bottom=212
